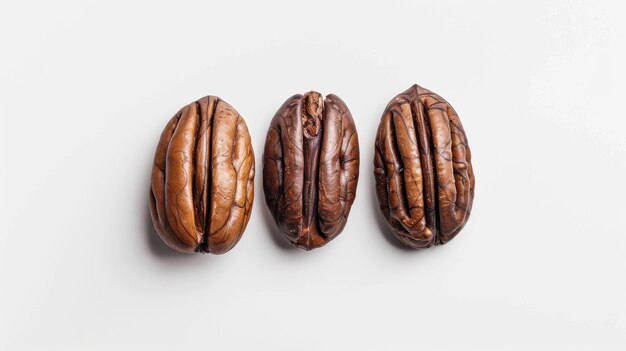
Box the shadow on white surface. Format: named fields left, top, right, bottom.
left=363, top=156, right=417, bottom=253
left=258, top=202, right=300, bottom=252
left=367, top=181, right=416, bottom=252
left=143, top=203, right=205, bottom=262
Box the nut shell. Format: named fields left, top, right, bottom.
left=374, top=84, right=474, bottom=248
left=263, top=92, right=360, bottom=250
left=150, top=96, right=255, bottom=254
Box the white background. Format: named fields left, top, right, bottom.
left=1, top=0, right=625, bottom=349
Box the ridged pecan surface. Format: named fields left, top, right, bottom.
left=263, top=92, right=359, bottom=250
left=374, top=84, right=474, bottom=248
left=150, top=96, right=255, bottom=254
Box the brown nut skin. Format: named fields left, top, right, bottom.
left=149, top=96, right=255, bottom=254
left=263, top=92, right=360, bottom=250
left=374, top=84, right=475, bottom=248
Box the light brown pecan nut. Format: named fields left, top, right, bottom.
left=374, top=84, right=475, bottom=248
left=263, top=92, right=360, bottom=250
left=150, top=96, right=255, bottom=254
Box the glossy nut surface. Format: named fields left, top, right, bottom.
left=374, top=84, right=475, bottom=248
left=150, top=96, right=255, bottom=254
left=263, top=92, right=359, bottom=250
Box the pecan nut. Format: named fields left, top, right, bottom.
left=374, top=84, right=475, bottom=248
left=263, top=92, right=360, bottom=250
left=150, top=96, right=255, bottom=254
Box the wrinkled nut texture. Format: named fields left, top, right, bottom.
left=374, top=84, right=475, bottom=248
left=150, top=96, right=255, bottom=254
left=263, top=92, right=360, bottom=250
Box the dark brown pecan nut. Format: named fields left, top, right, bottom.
left=150, top=96, right=255, bottom=254
left=374, top=84, right=475, bottom=248
left=263, top=91, right=360, bottom=250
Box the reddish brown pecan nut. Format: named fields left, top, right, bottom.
left=263, top=92, right=360, bottom=250
left=374, top=84, right=475, bottom=248
left=150, top=96, right=255, bottom=254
